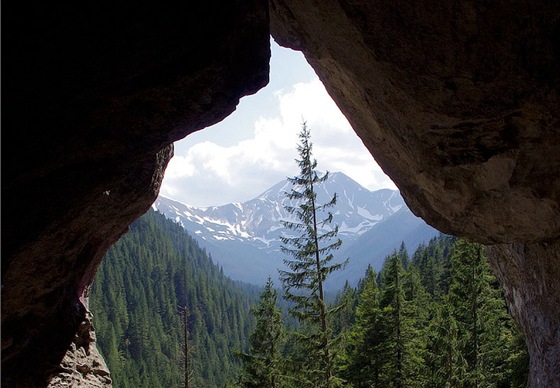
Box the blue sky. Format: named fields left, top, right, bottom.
left=160, top=38, right=396, bottom=207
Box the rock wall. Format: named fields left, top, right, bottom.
left=2, top=0, right=559, bottom=386
left=487, top=242, right=560, bottom=386
left=47, top=300, right=112, bottom=388
left=2, top=2, right=270, bottom=386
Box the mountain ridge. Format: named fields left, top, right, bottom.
left=153, top=172, right=439, bottom=288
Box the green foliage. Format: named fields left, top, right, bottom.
left=279, top=122, right=348, bottom=388
left=424, top=297, right=462, bottom=387
left=343, top=265, right=384, bottom=387
left=377, top=250, right=426, bottom=387
left=236, top=277, right=285, bottom=388
left=447, top=239, right=525, bottom=387
left=91, top=202, right=528, bottom=387
left=336, top=235, right=529, bottom=387
left=90, top=209, right=258, bottom=387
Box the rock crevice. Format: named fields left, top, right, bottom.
left=47, top=304, right=112, bottom=388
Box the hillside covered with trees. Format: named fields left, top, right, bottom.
left=91, top=207, right=528, bottom=387
left=90, top=209, right=261, bottom=387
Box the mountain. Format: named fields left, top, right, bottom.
left=153, top=172, right=440, bottom=288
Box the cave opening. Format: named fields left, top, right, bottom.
left=159, top=37, right=397, bottom=210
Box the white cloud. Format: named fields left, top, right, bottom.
left=277, top=79, right=353, bottom=135
left=160, top=77, right=396, bottom=207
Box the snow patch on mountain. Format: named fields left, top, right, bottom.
left=153, top=171, right=440, bottom=288
left=154, top=172, right=408, bottom=252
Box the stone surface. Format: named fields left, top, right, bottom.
left=487, top=242, right=560, bottom=386
left=2, top=2, right=270, bottom=386
left=47, top=301, right=112, bottom=388
left=3, top=0, right=560, bottom=386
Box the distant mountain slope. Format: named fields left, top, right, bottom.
left=90, top=209, right=260, bottom=387
left=154, top=172, right=439, bottom=289
left=327, top=207, right=442, bottom=287
left=154, top=172, right=403, bottom=247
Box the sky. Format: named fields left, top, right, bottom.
left=159, top=38, right=397, bottom=208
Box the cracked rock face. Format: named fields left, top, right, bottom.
left=487, top=242, right=560, bottom=387
left=47, top=304, right=112, bottom=388
left=2, top=0, right=559, bottom=386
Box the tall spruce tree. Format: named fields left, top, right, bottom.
left=378, top=251, right=425, bottom=387
left=448, top=239, right=521, bottom=387
left=424, top=297, right=461, bottom=387
left=344, top=265, right=385, bottom=387
left=279, top=122, right=347, bottom=388
left=236, top=277, right=284, bottom=388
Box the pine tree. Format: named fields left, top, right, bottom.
left=279, top=122, right=347, bottom=388
left=237, top=277, right=284, bottom=388
left=331, top=280, right=358, bottom=337
left=344, top=265, right=385, bottom=387
left=378, top=251, right=425, bottom=387
left=424, top=298, right=461, bottom=387
left=398, top=241, right=410, bottom=270
left=448, top=238, right=521, bottom=387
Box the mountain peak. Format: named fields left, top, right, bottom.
left=155, top=172, right=399, bottom=242
left=153, top=174, right=438, bottom=287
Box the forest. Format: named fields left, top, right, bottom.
left=91, top=208, right=528, bottom=387
left=90, top=209, right=261, bottom=387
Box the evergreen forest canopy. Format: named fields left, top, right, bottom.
left=90, top=209, right=261, bottom=387
left=91, top=208, right=528, bottom=387
left=236, top=235, right=529, bottom=387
